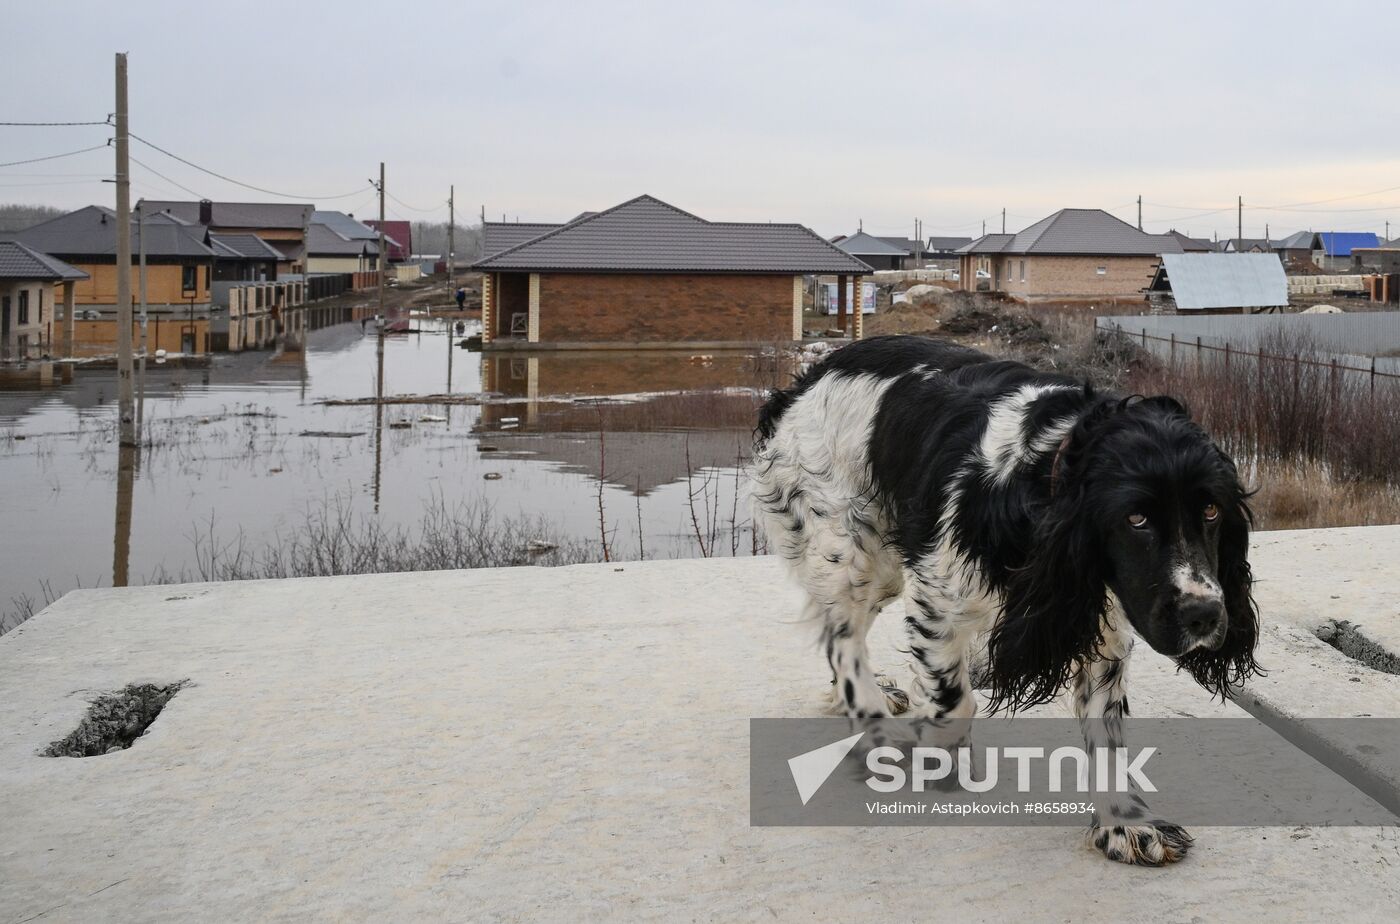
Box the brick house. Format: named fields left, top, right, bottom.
left=473, top=195, right=871, bottom=348
left=144, top=200, right=314, bottom=275
left=0, top=241, right=87, bottom=360
left=955, top=208, right=1183, bottom=303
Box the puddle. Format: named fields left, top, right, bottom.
left=43, top=681, right=188, bottom=757
left=1315, top=620, right=1400, bottom=675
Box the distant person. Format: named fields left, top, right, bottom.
left=455, top=287, right=467, bottom=310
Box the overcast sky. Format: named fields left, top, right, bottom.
left=3, top=0, right=1397, bottom=241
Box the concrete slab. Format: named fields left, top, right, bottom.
left=2, top=552, right=1399, bottom=922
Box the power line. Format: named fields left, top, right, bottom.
left=0, top=143, right=109, bottom=169
left=0, top=119, right=109, bottom=127
left=130, top=155, right=205, bottom=199
left=128, top=131, right=372, bottom=200
left=387, top=192, right=446, bottom=213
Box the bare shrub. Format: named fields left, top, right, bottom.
left=1125, top=330, right=1400, bottom=486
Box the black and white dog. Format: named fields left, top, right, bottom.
left=752, top=335, right=1260, bottom=865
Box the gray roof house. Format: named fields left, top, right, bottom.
left=925, top=236, right=973, bottom=254
left=472, top=194, right=871, bottom=347
left=142, top=200, right=314, bottom=267
left=0, top=240, right=89, bottom=282
left=10, top=206, right=216, bottom=260
left=833, top=231, right=909, bottom=271
left=1147, top=253, right=1289, bottom=313
left=954, top=208, right=1182, bottom=301
left=1, top=241, right=88, bottom=359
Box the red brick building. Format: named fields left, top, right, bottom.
left=473, top=195, right=871, bottom=348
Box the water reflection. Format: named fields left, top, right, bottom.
left=0, top=324, right=794, bottom=630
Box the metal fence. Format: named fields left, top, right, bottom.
left=1096, top=313, right=1400, bottom=387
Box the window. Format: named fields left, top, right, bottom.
left=1019, top=260, right=1026, bottom=282
left=182, top=265, right=197, bottom=291
left=1096, top=266, right=1108, bottom=276
left=17, top=290, right=29, bottom=325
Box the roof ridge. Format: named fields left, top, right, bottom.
left=478, top=195, right=705, bottom=264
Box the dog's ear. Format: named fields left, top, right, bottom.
left=1178, top=467, right=1262, bottom=696
left=985, top=478, right=1108, bottom=714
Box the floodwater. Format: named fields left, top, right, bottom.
left=0, top=318, right=793, bottom=629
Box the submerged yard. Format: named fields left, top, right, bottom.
left=5, top=296, right=1400, bottom=634
left=0, top=319, right=781, bottom=631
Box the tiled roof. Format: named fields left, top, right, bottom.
left=956, top=233, right=1013, bottom=254
left=1275, top=231, right=1320, bottom=250
left=837, top=232, right=909, bottom=257
left=876, top=236, right=922, bottom=254
left=210, top=233, right=285, bottom=261
left=474, top=196, right=871, bottom=274
left=10, top=205, right=216, bottom=259
left=959, top=209, right=1184, bottom=256
left=1157, top=253, right=1288, bottom=311
left=307, top=222, right=380, bottom=257
left=311, top=210, right=379, bottom=241
left=925, top=236, right=973, bottom=252
left=1318, top=232, right=1380, bottom=257
left=144, top=200, right=313, bottom=230
left=0, top=241, right=89, bottom=280
left=1164, top=230, right=1215, bottom=252
left=482, top=222, right=563, bottom=258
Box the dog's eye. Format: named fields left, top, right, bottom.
left=1203, top=503, right=1220, bottom=522
left=1127, top=513, right=1148, bottom=529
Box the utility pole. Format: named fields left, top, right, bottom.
left=1265, top=223, right=1271, bottom=250
left=114, top=53, right=136, bottom=447
left=376, top=161, right=386, bottom=322
left=982, top=219, right=986, bottom=236
left=1001, top=208, right=1006, bottom=234
left=1137, top=195, right=1143, bottom=231
left=136, top=199, right=148, bottom=440
left=447, top=185, right=455, bottom=285
left=1238, top=195, right=1243, bottom=242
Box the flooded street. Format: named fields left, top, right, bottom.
left=0, top=319, right=790, bottom=629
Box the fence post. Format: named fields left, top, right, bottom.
left=1170, top=332, right=1176, bottom=364
left=1225, top=341, right=1230, bottom=369
left=1141, top=328, right=1147, bottom=349
left=1372, top=356, right=1377, bottom=395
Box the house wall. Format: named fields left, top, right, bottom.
left=534, top=273, right=797, bottom=343
left=307, top=255, right=369, bottom=274
left=0, top=281, right=53, bottom=358
left=994, top=255, right=1164, bottom=301
left=65, top=260, right=212, bottom=306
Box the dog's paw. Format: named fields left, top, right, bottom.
left=875, top=674, right=910, bottom=715
left=1088, top=821, right=1193, bottom=866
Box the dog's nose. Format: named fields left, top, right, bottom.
left=1180, top=596, right=1225, bottom=641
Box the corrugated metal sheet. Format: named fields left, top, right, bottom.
left=1159, top=253, right=1288, bottom=310
left=1319, top=232, right=1380, bottom=257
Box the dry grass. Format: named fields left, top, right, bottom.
left=1245, top=460, right=1400, bottom=530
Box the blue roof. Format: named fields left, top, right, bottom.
left=1319, top=232, right=1379, bottom=257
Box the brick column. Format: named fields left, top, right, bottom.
left=527, top=273, right=541, bottom=343
left=852, top=275, right=864, bottom=340
left=836, top=274, right=848, bottom=335
left=481, top=273, right=493, bottom=345
left=791, top=275, right=803, bottom=341
left=62, top=281, right=76, bottom=358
